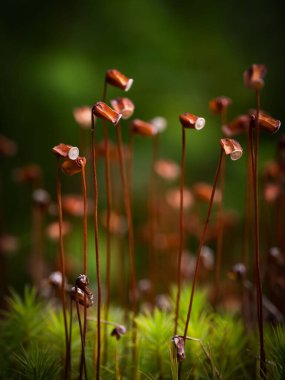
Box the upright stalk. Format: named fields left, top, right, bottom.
left=148, top=134, right=159, bottom=302
left=174, top=127, right=186, bottom=335
left=91, top=111, right=101, bottom=380
left=178, top=149, right=224, bottom=379
left=214, top=156, right=225, bottom=305
left=101, top=81, right=113, bottom=364
left=80, top=165, right=88, bottom=378
left=127, top=131, right=134, bottom=194
left=56, top=157, right=69, bottom=380
left=75, top=287, right=87, bottom=379
left=115, top=123, right=137, bottom=362
left=249, top=91, right=266, bottom=378
left=242, top=133, right=252, bottom=267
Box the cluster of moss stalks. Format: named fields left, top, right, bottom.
left=0, top=286, right=284, bottom=379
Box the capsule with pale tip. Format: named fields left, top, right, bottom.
left=130, top=119, right=157, bottom=137
left=110, top=97, right=135, bottom=119
left=209, top=96, right=232, bottom=115
left=220, top=138, right=243, bottom=160
left=61, top=156, right=86, bottom=176
left=250, top=111, right=281, bottom=134
left=93, top=102, right=122, bottom=125
left=105, top=69, right=133, bottom=92
left=179, top=113, right=205, bottom=130
left=243, top=64, right=267, bottom=90
left=52, top=144, right=80, bottom=161
left=73, top=106, right=92, bottom=129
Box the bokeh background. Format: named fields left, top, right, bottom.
left=1, top=0, right=284, bottom=294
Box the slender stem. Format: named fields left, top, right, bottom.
left=101, top=81, right=113, bottom=364
left=75, top=287, right=87, bottom=380
left=56, top=157, right=69, bottom=380
left=242, top=133, right=252, bottom=267
left=80, top=165, right=88, bottom=378
left=91, top=111, right=101, bottom=380
left=174, top=127, right=186, bottom=335
left=251, top=90, right=266, bottom=378
left=68, top=297, right=73, bottom=378
left=261, top=176, right=270, bottom=281
left=115, top=342, right=121, bottom=380
left=115, top=123, right=137, bottom=361
left=148, top=134, right=159, bottom=302
left=127, top=131, right=134, bottom=195
left=82, top=165, right=88, bottom=275
left=178, top=149, right=224, bottom=380
left=214, top=156, right=226, bottom=305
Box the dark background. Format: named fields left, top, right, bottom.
left=1, top=0, right=284, bottom=291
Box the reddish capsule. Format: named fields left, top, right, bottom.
left=222, top=115, right=250, bottom=137
left=179, top=113, right=205, bottom=130
left=154, top=159, right=180, bottom=181
left=105, top=69, right=133, bottom=91
left=250, top=111, right=281, bottom=134
left=243, top=64, right=267, bottom=90
left=209, top=96, right=232, bottom=115
left=130, top=119, right=157, bottom=137
left=110, top=97, right=135, bottom=119
left=220, top=138, right=243, bottom=160
left=73, top=106, right=92, bottom=129
left=52, top=143, right=79, bottom=160
left=93, top=102, right=122, bottom=125
left=61, top=156, right=86, bottom=176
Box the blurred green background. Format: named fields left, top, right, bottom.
left=0, top=0, right=284, bottom=292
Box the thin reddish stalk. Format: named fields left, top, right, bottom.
left=148, top=134, right=159, bottom=302
left=56, top=157, right=69, bottom=380
left=250, top=90, right=266, bottom=378
left=68, top=298, right=73, bottom=379
left=75, top=287, right=87, bottom=380
left=127, top=131, right=134, bottom=194
left=178, top=149, right=224, bottom=380
left=214, top=156, right=226, bottom=305
left=242, top=133, right=252, bottom=267
left=101, top=81, right=113, bottom=364
left=261, top=176, right=270, bottom=280
left=80, top=165, right=88, bottom=378
left=174, top=127, right=186, bottom=335
left=91, top=111, right=101, bottom=380
left=115, top=123, right=137, bottom=360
